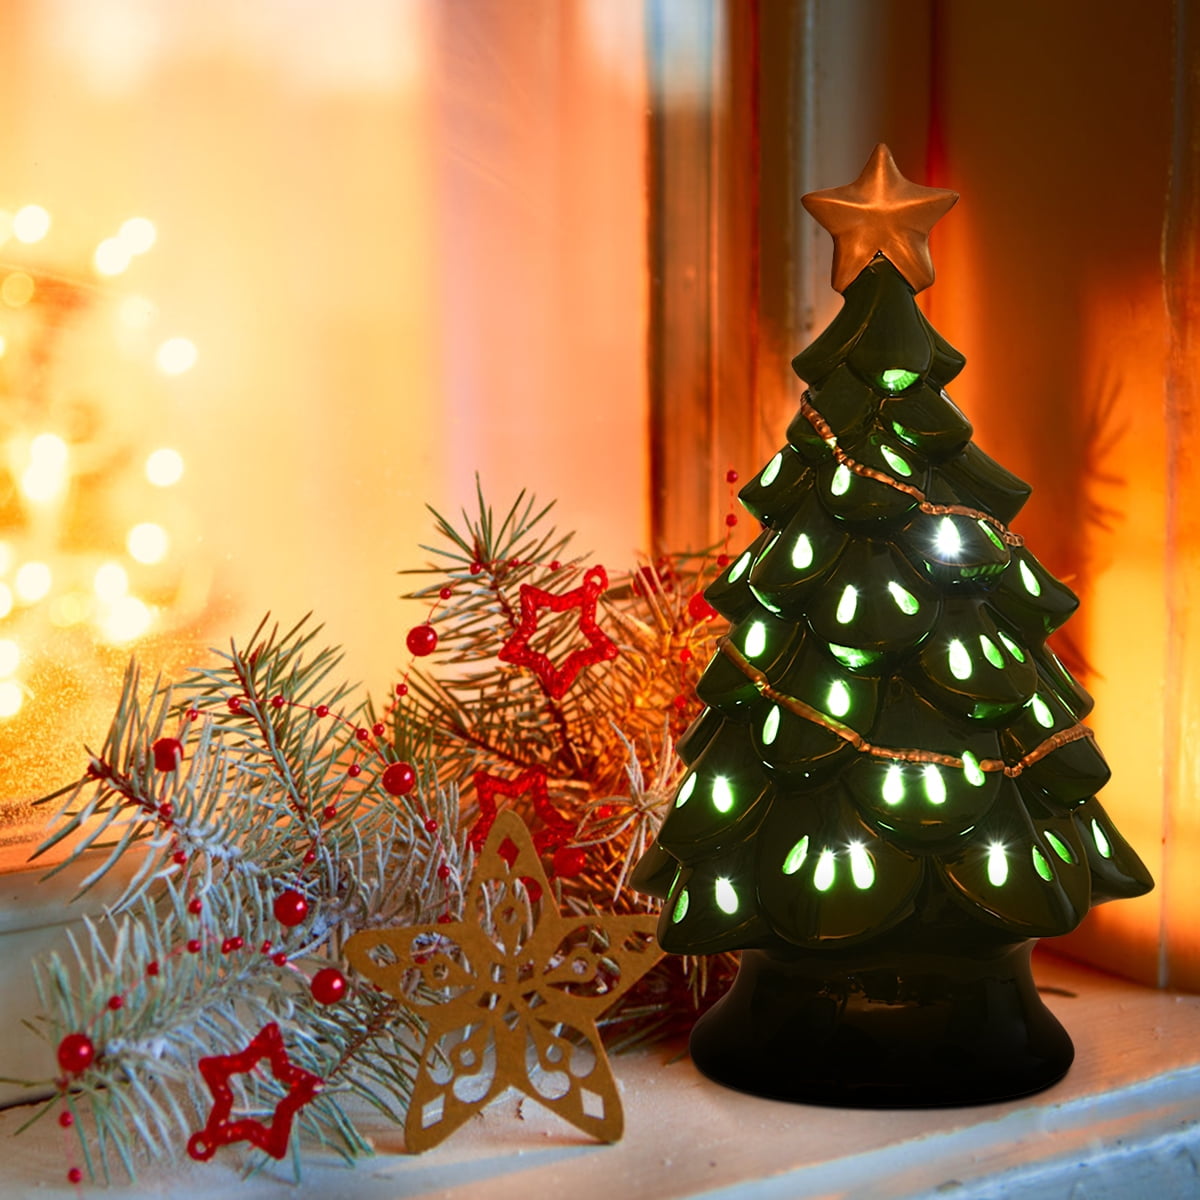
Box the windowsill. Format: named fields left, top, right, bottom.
left=1, top=949, right=1198, bottom=1198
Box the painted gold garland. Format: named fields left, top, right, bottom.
left=799, top=399, right=1026, bottom=548
left=720, top=637, right=1094, bottom=778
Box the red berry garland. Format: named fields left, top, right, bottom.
left=381, top=761, right=416, bottom=797
left=273, top=890, right=309, bottom=927
left=310, top=968, right=347, bottom=1006
left=152, top=737, right=183, bottom=772
left=406, top=624, right=438, bottom=657
left=57, top=1032, right=95, bottom=1075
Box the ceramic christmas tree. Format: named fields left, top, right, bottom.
left=632, top=145, right=1153, bottom=1107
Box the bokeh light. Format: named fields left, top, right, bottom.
left=0, top=680, right=22, bottom=718
left=50, top=593, right=91, bottom=627
left=119, top=217, right=157, bottom=255
left=145, top=447, right=185, bottom=487
left=0, top=583, right=12, bottom=619
left=118, top=295, right=157, bottom=329
left=156, top=337, right=197, bottom=375
left=20, top=433, right=69, bottom=503
left=2, top=272, right=36, bottom=308
left=100, top=595, right=153, bottom=643
left=127, top=522, right=169, bottom=564
left=94, top=237, right=133, bottom=277
left=93, top=562, right=129, bottom=601
left=0, top=640, right=19, bottom=677
left=12, top=205, right=51, bottom=244
left=15, top=561, right=52, bottom=602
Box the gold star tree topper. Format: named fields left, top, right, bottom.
left=344, top=811, right=660, bottom=1151
left=802, top=143, right=958, bottom=293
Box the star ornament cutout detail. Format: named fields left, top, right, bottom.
left=497, top=565, right=619, bottom=699
left=802, top=143, right=958, bottom=293
left=344, top=810, right=661, bottom=1152
left=187, top=1023, right=322, bottom=1162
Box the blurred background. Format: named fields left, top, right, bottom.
left=0, top=0, right=1193, bottom=988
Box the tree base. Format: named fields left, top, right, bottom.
left=688, top=940, right=1073, bottom=1107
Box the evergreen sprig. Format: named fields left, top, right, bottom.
left=19, top=489, right=738, bottom=1179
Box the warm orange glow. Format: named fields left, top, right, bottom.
left=0, top=2, right=648, bottom=851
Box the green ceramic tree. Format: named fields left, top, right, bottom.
left=632, top=145, right=1153, bottom=1107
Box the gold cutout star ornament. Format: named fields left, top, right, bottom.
left=344, top=810, right=661, bottom=1151
left=802, top=143, right=958, bottom=293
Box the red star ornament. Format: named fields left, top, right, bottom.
left=187, top=1023, right=322, bottom=1162
left=344, top=811, right=661, bottom=1152
left=468, top=766, right=574, bottom=854
left=497, top=565, right=619, bottom=699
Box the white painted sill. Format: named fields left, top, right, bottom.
left=0, top=864, right=1198, bottom=1199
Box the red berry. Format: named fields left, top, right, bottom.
left=437, top=864, right=451, bottom=881
left=152, top=737, right=182, bottom=772
left=596, top=804, right=615, bottom=819
left=323, top=805, right=337, bottom=820
left=424, top=818, right=438, bottom=833
left=58, top=1110, right=73, bottom=1128
left=355, top=727, right=369, bottom=742
left=187, top=939, right=201, bottom=954
left=260, top=940, right=273, bottom=953
left=273, top=889, right=309, bottom=927
left=303, top=849, right=316, bottom=865
left=227, top=696, right=242, bottom=713
left=725, top=513, right=738, bottom=527
left=726, top=468, right=739, bottom=484
left=550, top=560, right=561, bottom=571
left=271, top=694, right=286, bottom=709
left=172, top=850, right=188, bottom=866
left=187, top=897, right=202, bottom=914
left=382, top=761, right=416, bottom=797
left=679, top=648, right=693, bottom=663
left=394, top=683, right=409, bottom=698
left=272, top=952, right=289, bottom=967
left=406, top=624, right=437, bottom=657
left=437, top=912, right=453, bottom=924
left=158, top=802, right=173, bottom=820
left=372, top=722, right=385, bottom=737
left=107, top=996, right=123, bottom=1014
left=186, top=708, right=200, bottom=721
left=146, top=960, right=160, bottom=977
left=316, top=704, right=330, bottom=718
left=57, top=1033, right=95, bottom=1075
left=716, top=553, right=731, bottom=567
left=552, top=846, right=588, bottom=878
left=310, top=967, right=347, bottom=1006
left=688, top=593, right=717, bottom=622
left=221, top=937, right=239, bottom=954
left=469, top=561, right=483, bottom=574
left=348, top=763, right=362, bottom=778
left=673, top=694, right=689, bottom=711
left=439, top=587, right=452, bottom=600
left=68, top=1167, right=83, bottom=1184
